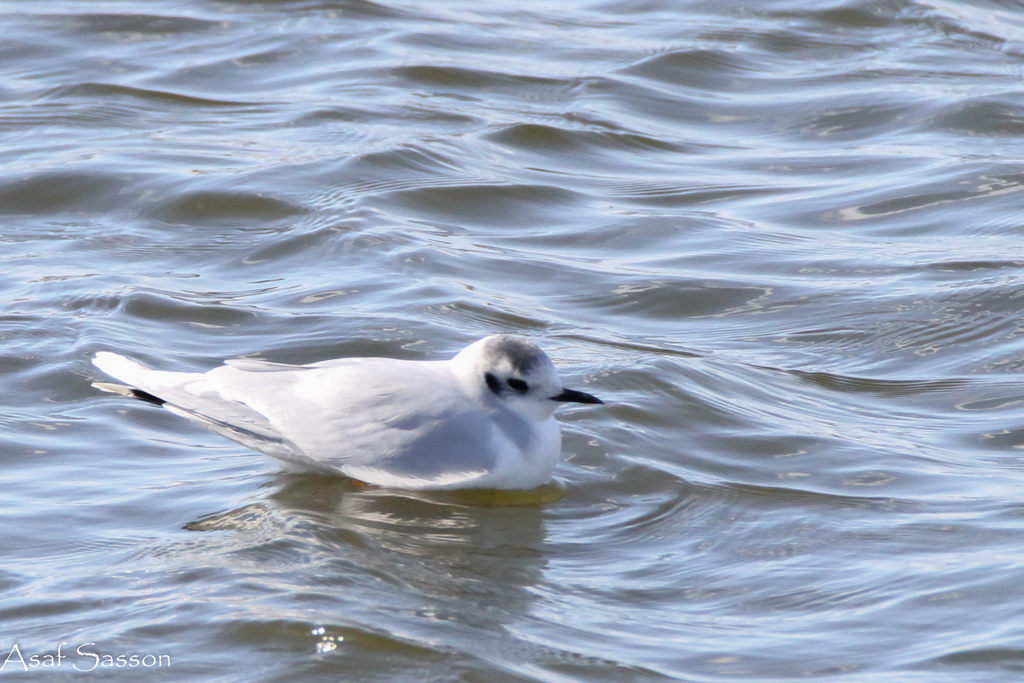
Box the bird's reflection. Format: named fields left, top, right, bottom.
left=186, top=473, right=557, bottom=624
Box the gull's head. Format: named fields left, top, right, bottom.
left=452, top=335, right=602, bottom=421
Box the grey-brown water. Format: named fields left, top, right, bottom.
left=4, top=0, right=1024, bottom=680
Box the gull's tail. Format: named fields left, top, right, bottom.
left=92, top=352, right=169, bottom=405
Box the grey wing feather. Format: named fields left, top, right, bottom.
left=157, top=387, right=286, bottom=443
left=223, top=358, right=307, bottom=372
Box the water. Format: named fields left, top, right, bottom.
left=3, top=0, right=1024, bottom=680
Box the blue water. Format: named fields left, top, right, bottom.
left=4, top=0, right=1024, bottom=680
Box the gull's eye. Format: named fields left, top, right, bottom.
left=507, top=378, right=529, bottom=394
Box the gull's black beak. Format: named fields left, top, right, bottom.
left=551, top=387, right=603, bottom=405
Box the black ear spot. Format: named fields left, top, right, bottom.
left=485, top=372, right=502, bottom=396
left=507, top=378, right=529, bottom=394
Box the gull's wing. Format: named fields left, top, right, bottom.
left=92, top=352, right=305, bottom=463
left=215, top=359, right=501, bottom=482
left=92, top=353, right=502, bottom=484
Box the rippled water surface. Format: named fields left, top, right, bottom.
left=5, top=0, right=1024, bottom=680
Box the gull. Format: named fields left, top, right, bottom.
left=92, top=335, right=602, bottom=490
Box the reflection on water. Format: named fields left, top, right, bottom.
left=175, top=475, right=555, bottom=677
left=187, top=475, right=550, bottom=613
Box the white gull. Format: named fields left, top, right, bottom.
left=92, top=335, right=602, bottom=490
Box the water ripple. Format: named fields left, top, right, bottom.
left=3, top=0, right=1024, bottom=681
